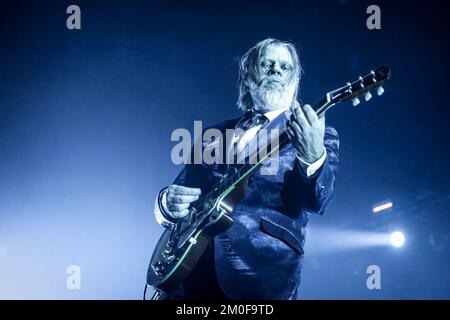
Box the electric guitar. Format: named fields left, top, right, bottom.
left=146, top=66, right=392, bottom=294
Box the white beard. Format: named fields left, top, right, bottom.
left=249, top=79, right=296, bottom=113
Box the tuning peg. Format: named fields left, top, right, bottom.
left=365, top=91, right=373, bottom=101
left=377, top=86, right=385, bottom=96
left=352, top=97, right=361, bottom=106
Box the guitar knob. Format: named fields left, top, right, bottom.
left=166, top=254, right=176, bottom=264
left=377, top=86, right=385, bottom=96
left=153, top=261, right=166, bottom=277
left=164, top=247, right=172, bottom=255
left=352, top=97, right=361, bottom=106
left=365, top=91, right=373, bottom=101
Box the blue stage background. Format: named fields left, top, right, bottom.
left=0, top=0, right=449, bottom=299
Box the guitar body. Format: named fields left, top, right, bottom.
left=146, top=175, right=249, bottom=294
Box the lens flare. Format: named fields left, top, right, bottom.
left=390, top=231, right=405, bottom=248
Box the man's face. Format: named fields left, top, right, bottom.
left=250, top=44, right=297, bottom=113
left=258, top=44, right=294, bottom=88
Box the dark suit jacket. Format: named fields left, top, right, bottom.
left=168, top=110, right=340, bottom=300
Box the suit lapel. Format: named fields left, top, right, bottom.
left=243, top=109, right=290, bottom=162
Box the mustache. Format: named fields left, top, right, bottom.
left=260, top=76, right=285, bottom=87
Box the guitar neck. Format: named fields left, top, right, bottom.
left=314, top=97, right=334, bottom=116
left=207, top=65, right=391, bottom=204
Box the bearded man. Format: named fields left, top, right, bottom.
left=153, top=38, right=340, bottom=300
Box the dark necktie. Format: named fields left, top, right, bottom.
left=236, top=111, right=269, bottom=131
left=231, top=112, right=270, bottom=163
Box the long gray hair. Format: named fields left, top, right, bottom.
left=237, top=38, right=303, bottom=111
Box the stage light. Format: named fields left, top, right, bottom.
left=372, top=201, right=393, bottom=213
left=390, top=231, right=405, bottom=248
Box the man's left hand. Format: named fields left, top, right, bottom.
left=286, top=104, right=325, bottom=163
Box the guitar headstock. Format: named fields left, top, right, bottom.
left=315, top=66, right=391, bottom=115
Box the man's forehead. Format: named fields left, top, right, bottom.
left=261, top=44, right=293, bottom=63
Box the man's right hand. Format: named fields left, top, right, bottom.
left=165, top=185, right=202, bottom=220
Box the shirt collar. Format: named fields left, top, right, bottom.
left=264, top=106, right=289, bottom=122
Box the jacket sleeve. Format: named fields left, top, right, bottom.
left=154, top=139, right=220, bottom=225
left=280, top=126, right=340, bottom=216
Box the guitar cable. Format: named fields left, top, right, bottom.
left=143, top=283, right=148, bottom=300
left=143, top=283, right=166, bottom=300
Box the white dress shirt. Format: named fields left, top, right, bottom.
left=154, top=107, right=327, bottom=225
